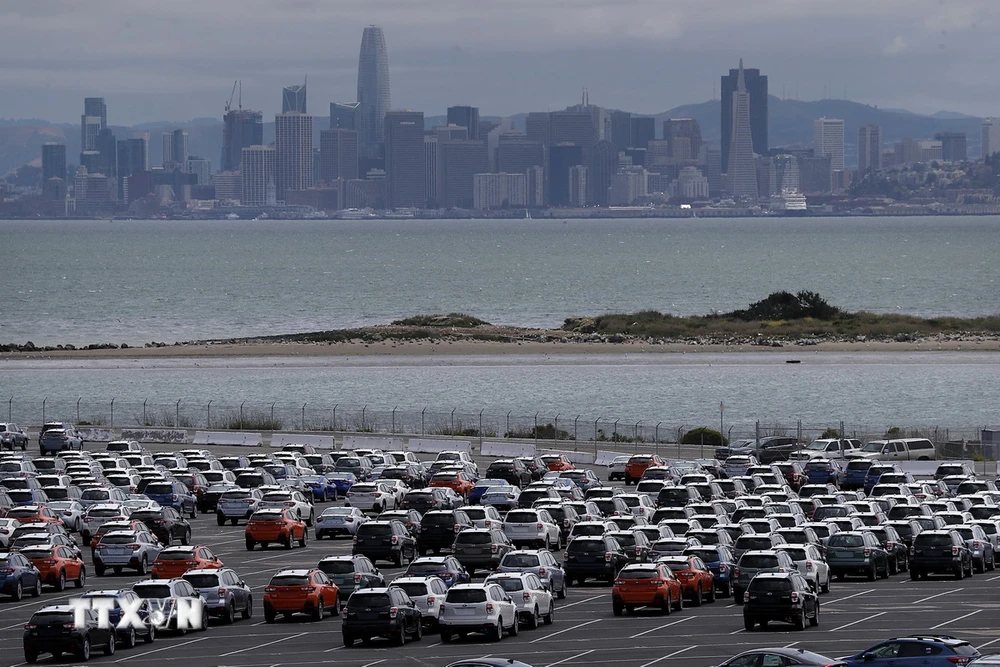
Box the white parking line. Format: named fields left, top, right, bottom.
left=986, top=575, right=1000, bottom=582
left=547, top=649, right=596, bottom=666
left=824, top=589, right=874, bottom=604
left=557, top=595, right=602, bottom=609
left=930, top=609, right=981, bottom=629
left=115, top=636, right=212, bottom=662
left=829, top=611, right=886, bottom=632
left=978, top=637, right=1000, bottom=649
left=784, top=642, right=800, bottom=648
left=639, top=645, right=698, bottom=667
left=219, top=631, right=308, bottom=657
left=912, top=590, right=960, bottom=604
left=629, top=616, right=693, bottom=639
left=530, top=618, right=602, bottom=643
left=360, top=660, right=387, bottom=667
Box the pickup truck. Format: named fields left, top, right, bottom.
left=787, top=438, right=861, bottom=461
left=716, top=437, right=800, bottom=464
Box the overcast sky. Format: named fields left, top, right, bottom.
left=2, top=0, right=996, bottom=125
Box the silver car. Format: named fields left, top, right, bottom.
left=217, top=488, right=264, bottom=525
left=94, top=530, right=163, bottom=576
left=438, top=583, right=519, bottom=642
left=484, top=571, right=554, bottom=629
left=315, top=506, right=369, bottom=539
left=49, top=500, right=86, bottom=532
left=182, top=567, right=253, bottom=623
left=496, top=548, right=567, bottom=599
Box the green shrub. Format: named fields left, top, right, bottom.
left=681, top=427, right=727, bottom=447
left=820, top=427, right=841, bottom=439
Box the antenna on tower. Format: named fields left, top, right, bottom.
left=225, top=80, right=238, bottom=112
left=238, top=80, right=242, bottom=110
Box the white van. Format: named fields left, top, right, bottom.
left=847, top=438, right=936, bottom=461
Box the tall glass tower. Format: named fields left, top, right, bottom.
left=357, top=25, right=391, bottom=160
left=726, top=60, right=759, bottom=199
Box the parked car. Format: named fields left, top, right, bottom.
left=607, top=456, right=630, bottom=481
left=217, top=487, right=264, bottom=525
left=38, top=426, right=84, bottom=455
left=317, top=554, right=384, bottom=598
left=404, top=555, right=471, bottom=588
left=850, top=438, right=937, bottom=462
left=497, top=548, right=566, bottom=598
left=611, top=562, right=683, bottom=615
left=316, top=506, right=369, bottom=539
left=484, top=571, right=554, bottom=628
left=439, top=582, right=519, bottom=643
left=143, top=480, right=198, bottom=518
left=264, top=568, right=340, bottom=623
left=826, top=531, right=891, bottom=581
left=742, top=571, right=820, bottom=631
left=183, top=567, right=253, bottom=624
left=839, top=636, right=981, bottom=667
left=353, top=519, right=417, bottom=566
left=503, top=508, right=561, bottom=550
left=342, top=586, right=424, bottom=646
left=390, top=576, right=449, bottom=628
left=94, top=530, right=163, bottom=576
left=486, top=460, right=533, bottom=488
left=776, top=543, right=831, bottom=593
left=245, top=508, right=308, bottom=551
left=909, top=530, right=974, bottom=580
left=23, top=604, right=118, bottom=662
left=0, top=423, right=29, bottom=450
left=655, top=554, right=717, bottom=605
left=732, top=549, right=797, bottom=601
left=151, top=545, right=221, bottom=579
left=131, top=506, right=191, bottom=546
left=419, top=509, right=474, bottom=555
left=564, top=535, right=630, bottom=585
left=78, top=589, right=157, bottom=647
left=131, top=577, right=209, bottom=633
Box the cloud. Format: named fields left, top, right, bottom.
left=884, top=36, right=907, bottom=55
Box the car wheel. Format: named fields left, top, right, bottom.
left=182, top=529, right=191, bottom=546
left=744, top=617, right=755, bottom=631
left=343, top=631, right=354, bottom=647
left=692, top=585, right=703, bottom=606
left=989, top=554, right=996, bottom=571
left=910, top=569, right=920, bottom=581
left=707, top=583, right=717, bottom=603
left=867, top=565, right=877, bottom=581
left=955, top=565, right=964, bottom=580
left=412, top=617, right=423, bottom=641
left=284, top=534, right=293, bottom=550
left=880, top=562, right=890, bottom=579
left=662, top=592, right=672, bottom=615
left=113, top=567, right=123, bottom=575
left=24, top=650, right=38, bottom=664
left=95, top=564, right=106, bottom=577
left=307, top=511, right=314, bottom=527
left=976, top=558, right=985, bottom=574
left=299, top=529, right=308, bottom=548
left=509, top=614, right=519, bottom=637
left=77, top=567, right=86, bottom=588
left=189, top=505, right=197, bottom=519
left=230, top=518, right=238, bottom=526
left=793, top=610, right=805, bottom=631
left=224, top=601, right=235, bottom=624
left=889, top=558, right=898, bottom=575
left=613, top=601, right=623, bottom=616
left=440, top=629, right=452, bottom=643
left=32, top=578, right=41, bottom=597
left=810, top=603, right=820, bottom=627
left=723, top=582, right=732, bottom=598
left=217, top=513, right=225, bottom=526
left=312, top=598, right=324, bottom=621
left=490, top=619, right=503, bottom=642
left=242, top=596, right=253, bottom=619
left=545, top=601, right=554, bottom=624
left=392, top=551, right=402, bottom=567
left=820, top=576, right=830, bottom=594
left=137, top=557, right=147, bottom=576
left=245, top=538, right=255, bottom=551
left=124, top=628, right=136, bottom=649
left=56, top=570, right=66, bottom=591
left=392, top=627, right=406, bottom=646
left=264, top=608, right=276, bottom=623
left=558, top=579, right=567, bottom=599
left=527, top=606, right=539, bottom=630
left=78, top=635, right=91, bottom=661
left=144, top=625, right=156, bottom=643
left=11, top=580, right=22, bottom=601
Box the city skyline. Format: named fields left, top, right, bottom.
left=1, top=1, right=997, bottom=126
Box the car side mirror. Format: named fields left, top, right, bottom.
left=863, top=653, right=875, bottom=662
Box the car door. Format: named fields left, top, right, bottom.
left=859, top=641, right=904, bottom=667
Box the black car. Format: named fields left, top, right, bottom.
left=564, top=536, right=630, bottom=585
left=202, top=483, right=237, bottom=513
left=742, top=572, right=820, bottom=631
left=353, top=520, right=417, bottom=566
left=485, top=460, right=532, bottom=488
left=910, top=530, right=974, bottom=580
left=317, top=555, right=385, bottom=598
left=79, top=589, right=157, bottom=647
left=826, top=531, right=891, bottom=581
left=380, top=465, right=427, bottom=488
left=885, top=519, right=923, bottom=549
left=377, top=509, right=423, bottom=538
left=402, top=487, right=460, bottom=514
left=419, top=509, right=474, bottom=555
left=867, top=525, right=910, bottom=574
left=130, top=506, right=192, bottom=546
left=452, top=528, right=513, bottom=575
left=24, top=604, right=118, bottom=662
left=516, top=456, right=547, bottom=481
left=342, top=586, right=424, bottom=646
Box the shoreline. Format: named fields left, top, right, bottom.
left=3, top=337, right=1000, bottom=361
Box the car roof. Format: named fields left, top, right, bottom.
left=273, top=569, right=314, bottom=576
left=159, top=546, right=197, bottom=552
left=753, top=572, right=795, bottom=579
left=412, top=556, right=450, bottom=563
left=184, top=568, right=226, bottom=576
left=392, top=576, right=444, bottom=585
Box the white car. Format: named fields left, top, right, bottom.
left=503, top=509, right=561, bottom=550
left=788, top=438, right=861, bottom=461
left=47, top=500, right=86, bottom=532
left=0, top=517, right=22, bottom=547
left=777, top=543, right=831, bottom=593
left=259, top=489, right=315, bottom=525
left=81, top=503, right=131, bottom=541
left=459, top=505, right=503, bottom=530
left=618, top=494, right=657, bottom=520
left=346, top=482, right=399, bottom=513
left=434, top=451, right=479, bottom=475
left=438, top=582, right=519, bottom=642
left=390, top=576, right=449, bottom=627
left=315, top=506, right=369, bottom=539
left=484, top=571, right=554, bottom=629
left=607, top=456, right=629, bottom=481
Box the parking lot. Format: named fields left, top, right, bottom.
left=1, top=442, right=998, bottom=667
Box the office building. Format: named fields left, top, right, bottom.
left=274, top=112, right=314, bottom=199
left=185, top=158, right=211, bottom=185
left=813, top=117, right=845, bottom=172
left=608, top=166, right=648, bottom=205
left=384, top=110, right=424, bottom=208
left=568, top=165, right=587, bottom=206
left=548, top=143, right=583, bottom=206
left=41, top=142, right=67, bottom=184
left=357, top=25, right=391, bottom=159
left=116, top=136, right=149, bottom=200
left=496, top=134, right=544, bottom=177
left=319, top=129, right=359, bottom=182
left=721, top=62, right=767, bottom=171
left=79, top=151, right=102, bottom=175
left=550, top=111, right=597, bottom=148
left=526, top=165, right=545, bottom=207
left=330, top=102, right=360, bottom=130
left=610, top=111, right=631, bottom=151
left=447, top=106, right=480, bottom=141
left=214, top=171, right=241, bottom=202
left=982, top=119, right=1000, bottom=159
left=671, top=166, right=710, bottom=199
left=858, top=124, right=882, bottom=174
left=705, top=147, right=722, bottom=197
left=525, top=112, right=551, bottom=145
left=241, top=145, right=276, bottom=206
left=630, top=117, right=655, bottom=150
left=772, top=154, right=800, bottom=193
left=424, top=136, right=438, bottom=205
left=935, top=132, right=967, bottom=161
left=162, top=129, right=188, bottom=168
left=726, top=61, right=759, bottom=198
left=919, top=140, right=943, bottom=162
left=96, top=128, right=117, bottom=177
left=81, top=97, right=107, bottom=152
left=222, top=109, right=263, bottom=172
left=282, top=82, right=307, bottom=113
left=589, top=139, right=617, bottom=206
left=439, top=139, right=489, bottom=208
left=663, top=118, right=703, bottom=161
left=894, top=138, right=921, bottom=165
left=73, top=167, right=116, bottom=215
left=473, top=172, right=526, bottom=209
left=798, top=155, right=832, bottom=194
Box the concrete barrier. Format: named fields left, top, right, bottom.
left=270, top=433, right=336, bottom=450
left=481, top=441, right=536, bottom=458
left=120, top=428, right=190, bottom=444
left=341, top=436, right=406, bottom=452
left=595, top=451, right=626, bottom=466
left=409, top=439, right=472, bottom=455
left=192, top=431, right=263, bottom=447
left=540, top=449, right=595, bottom=465
left=78, top=428, right=114, bottom=443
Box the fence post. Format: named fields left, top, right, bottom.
left=839, top=420, right=844, bottom=437
left=505, top=411, right=511, bottom=438
left=755, top=420, right=761, bottom=444
left=77, top=397, right=82, bottom=425
left=332, top=405, right=337, bottom=432
left=595, top=418, right=601, bottom=443
left=574, top=416, right=580, bottom=443
left=302, top=404, right=307, bottom=431
left=797, top=419, right=803, bottom=443
left=110, top=398, right=115, bottom=427
left=270, top=402, right=276, bottom=425
left=42, top=397, right=46, bottom=424
left=421, top=408, right=426, bottom=436
left=450, top=408, right=456, bottom=435
left=207, top=401, right=212, bottom=428
left=392, top=407, right=397, bottom=434
left=655, top=422, right=661, bottom=456
left=239, top=401, right=245, bottom=428
left=534, top=413, right=539, bottom=444
left=176, top=400, right=180, bottom=428
left=142, top=399, right=147, bottom=426
left=554, top=414, right=560, bottom=445
left=362, top=405, right=368, bottom=432
left=479, top=409, right=484, bottom=446
left=7, top=396, right=12, bottom=422
left=700, top=431, right=704, bottom=458
left=613, top=418, right=620, bottom=441
left=634, top=421, right=642, bottom=453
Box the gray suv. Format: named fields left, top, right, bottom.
left=182, top=568, right=253, bottom=624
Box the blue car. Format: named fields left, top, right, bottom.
left=142, top=481, right=198, bottom=518
left=803, top=459, right=843, bottom=485
left=7, top=489, right=50, bottom=506
left=864, top=464, right=900, bottom=494
left=0, top=550, right=42, bottom=600
left=469, top=479, right=506, bottom=505
left=302, top=475, right=340, bottom=502
left=684, top=544, right=738, bottom=597
left=327, top=472, right=356, bottom=497
left=842, top=459, right=872, bottom=490
left=840, top=636, right=981, bottom=667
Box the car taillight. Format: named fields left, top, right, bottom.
left=522, top=591, right=531, bottom=601
left=886, top=541, right=894, bottom=549
left=733, top=567, right=740, bottom=577
left=172, top=494, right=178, bottom=501
left=605, top=552, right=613, bottom=562
left=636, top=546, right=642, bottom=555
left=743, top=590, right=750, bottom=603
left=563, top=551, right=568, bottom=561
left=806, top=561, right=814, bottom=570
left=284, top=501, right=295, bottom=507
left=244, top=499, right=254, bottom=504
left=185, top=561, right=197, bottom=565
left=130, top=544, right=141, bottom=550
left=264, top=587, right=275, bottom=593
left=156, top=519, right=168, bottom=524
left=426, top=595, right=435, bottom=605
left=719, top=563, right=728, bottom=572
left=388, top=606, right=399, bottom=618
left=352, top=536, right=358, bottom=545
left=563, top=519, right=570, bottom=527
left=790, top=591, right=800, bottom=602
left=454, top=524, right=461, bottom=533
left=300, top=586, right=315, bottom=592
left=24, top=623, right=37, bottom=629
left=491, top=543, right=499, bottom=552
left=390, top=535, right=400, bottom=545
left=974, top=541, right=981, bottom=548
left=485, top=603, right=494, bottom=613
left=42, top=559, right=57, bottom=565
left=910, top=546, right=915, bottom=554
left=863, top=547, right=871, bottom=557
left=946, top=658, right=971, bottom=665
left=218, top=588, right=228, bottom=595
left=952, top=545, right=960, bottom=555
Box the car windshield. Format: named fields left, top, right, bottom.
left=81, top=490, right=110, bottom=499
left=568, top=540, right=604, bottom=553
left=447, top=588, right=487, bottom=604
left=350, top=593, right=391, bottom=608
left=157, top=550, right=195, bottom=560
left=829, top=534, right=864, bottom=547
left=736, top=537, right=773, bottom=549
left=805, top=440, right=832, bottom=450
left=505, top=511, right=537, bottom=523
left=184, top=574, right=220, bottom=588
left=686, top=549, right=719, bottom=562
left=360, top=524, right=391, bottom=535
left=408, top=561, right=449, bottom=573
left=144, top=484, right=173, bottom=494
left=456, top=532, right=491, bottom=544
left=134, top=585, right=173, bottom=598
left=862, top=441, right=886, bottom=452
left=394, top=582, right=427, bottom=597
left=916, top=534, right=956, bottom=547
left=490, top=578, right=524, bottom=592
left=31, top=612, right=76, bottom=625
left=749, top=578, right=792, bottom=592
left=270, top=575, right=309, bottom=586
left=781, top=548, right=809, bottom=561
left=101, top=534, right=138, bottom=544
left=319, top=561, right=356, bottom=575
left=739, top=555, right=779, bottom=568
left=619, top=568, right=659, bottom=580
left=88, top=508, right=121, bottom=517
left=502, top=554, right=539, bottom=567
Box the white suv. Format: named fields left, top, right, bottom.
left=259, top=490, right=314, bottom=525
left=502, top=509, right=561, bottom=550
left=776, top=543, right=831, bottom=593
left=390, top=576, right=449, bottom=627
left=438, top=583, right=519, bottom=642
left=346, top=482, right=398, bottom=513
left=484, top=571, right=554, bottom=629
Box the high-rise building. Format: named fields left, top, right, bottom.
left=214, top=171, right=242, bottom=202
left=241, top=145, right=276, bottom=206
left=813, top=117, right=845, bottom=172
left=116, top=136, right=149, bottom=200
left=550, top=111, right=597, bottom=147
left=630, top=117, right=655, bottom=151
left=982, top=119, right=1000, bottom=159
left=319, top=129, right=359, bottom=182
left=568, top=165, right=587, bottom=206
left=384, top=110, right=424, bottom=208
left=608, top=166, right=648, bottom=205
left=42, top=143, right=67, bottom=184
left=548, top=143, right=583, bottom=206
left=671, top=166, right=710, bottom=199
left=858, top=124, right=882, bottom=174
left=935, top=132, right=967, bottom=161
left=424, top=136, right=438, bottom=206
left=610, top=111, right=631, bottom=151
left=496, top=134, right=544, bottom=178
left=663, top=118, right=703, bottom=161
left=282, top=82, right=307, bottom=113
left=447, top=106, right=480, bottom=141
left=81, top=97, right=107, bottom=152
left=439, top=139, right=489, bottom=208
left=525, top=112, right=551, bottom=146
left=357, top=25, right=391, bottom=159
left=704, top=147, right=722, bottom=196
left=222, top=109, right=263, bottom=172
left=185, top=158, right=211, bottom=185
left=589, top=139, right=617, bottom=206
left=162, top=129, right=188, bottom=168
left=895, top=138, right=921, bottom=165
left=725, top=61, right=759, bottom=199
left=798, top=155, right=832, bottom=194
left=473, top=173, right=526, bottom=210
left=721, top=62, right=767, bottom=171
left=96, top=128, right=117, bottom=177
left=330, top=102, right=360, bottom=130
left=274, top=112, right=314, bottom=200
left=526, top=165, right=545, bottom=207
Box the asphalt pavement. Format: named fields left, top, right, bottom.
left=1, top=442, right=998, bottom=667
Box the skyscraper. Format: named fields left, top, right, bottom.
left=447, top=106, right=480, bottom=141
left=630, top=117, right=655, bottom=150
left=663, top=118, right=703, bottom=161
left=222, top=109, right=263, bottom=172
left=116, top=135, right=149, bottom=201
left=548, top=143, right=583, bottom=205
left=41, top=143, right=67, bottom=184
left=282, top=82, right=307, bottom=113
left=162, top=129, right=188, bottom=168
left=384, top=111, right=424, bottom=208
left=319, top=129, right=359, bottom=182
left=858, top=124, right=882, bottom=174
left=726, top=61, right=759, bottom=199
left=330, top=102, right=360, bottom=130
left=610, top=111, right=631, bottom=151
left=525, top=112, right=551, bottom=145
left=241, top=145, right=276, bottom=206
left=721, top=63, right=767, bottom=172
left=438, top=139, right=489, bottom=208
left=81, top=97, right=107, bottom=152
left=935, top=132, right=967, bottom=161
left=496, top=134, right=544, bottom=177
left=275, top=112, right=314, bottom=200
left=589, top=139, right=617, bottom=206
left=813, top=117, right=845, bottom=172
left=357, top=25, right=391, bottom=159
left=982, top=119, right=1000, bottom=159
